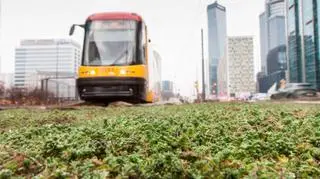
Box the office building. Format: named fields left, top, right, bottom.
left=266, top=45, right=287, bottom=74
left=14, top=39, right=81, bottom=98
left=207, top=1, right=227, bottom=95
left=226, top=37, right=256, bottom=96
left=268, top=17, right=286, bottom=50
left=286, top=0, right=320, bottom=89
left=258, top=71, right=286, bottom=92
left=259, top=0, right=286, bottom=92
left=161, top=80, right=174, bottom=93
left=260, top=12, right=268, bottom=74
left=267, top=0, right=285, bottom=16
left=260, top=0, right=286, bottom=74
left=302, top=0, right=319, bottom=87
left=161, top=80, right=174, bottom=101
left=287, top=0, right=302, bottom=83
left=258, top=45, right=287, bottom=93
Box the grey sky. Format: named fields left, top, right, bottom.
left=0, top=0, right=264, bottom=96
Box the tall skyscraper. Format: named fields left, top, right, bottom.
left=287, top=0, right=303, bottom=83
left=260, top=12, right=268, bottom=74
left=260, top=0, right=286, bottom=74
left=258, top=0, right=286, bottom=92
left=226, top=36, right=256, bottom=96
left=286, top=0, right=320, bottom=89
left=14, top=39, right=81, bottom=97
left=207, top=1, right=226, bottom=95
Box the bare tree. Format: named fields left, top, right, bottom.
left=5, top=87, right=55, bottom=105
left=0, top=83, right=4, bottom=97
left=7, top=87, right=25, bottom=105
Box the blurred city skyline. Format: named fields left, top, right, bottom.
left=0, top=0, right=264, bottom=96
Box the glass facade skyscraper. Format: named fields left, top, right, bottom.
left=260, top=12, right=268, bottom=74
left=258, top=0, right=286, bottom=92
left=302, top=0, right=316, bottom=85
left=267, top=0, right=285, bottom=17
left=260, top=0, right=286, bottom=74
left=266, top=0, right=286, bottom=50
left=268, top=16, right=286, bottom=50
left=317, top=0, right=320, bottom=88
left=207, top=2, right=226, bottom=95
left=287, top=0, right=303, bottom=83
left=287, top=0, right=320, bottom=88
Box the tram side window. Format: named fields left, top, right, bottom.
left=137, top=23, right=145, bottom=65
left=142, top=25, right=147, bottom=64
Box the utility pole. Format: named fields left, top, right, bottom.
left=201, top=29, right=206, bottom=101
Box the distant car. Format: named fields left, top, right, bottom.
left=270, top=83, right=318, bottom=99
left=250, top=93, right=270, bottom=101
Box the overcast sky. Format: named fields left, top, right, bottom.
left=0, top=0, right=264, bottom=96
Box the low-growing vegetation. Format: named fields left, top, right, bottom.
left=0, top=103, right=320, bottom=178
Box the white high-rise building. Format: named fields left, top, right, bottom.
left=218, top=36, right=255, bottom=97
left=228, top=36, right=255, bottom=95
left=14, top=39, right=81, bottom=98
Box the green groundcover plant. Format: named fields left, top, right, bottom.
left=0, top=103, right=319, bottom=178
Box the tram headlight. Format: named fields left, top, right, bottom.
left=120, top=69, right=126, bottom=75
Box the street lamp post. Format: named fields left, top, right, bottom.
left=56, top=42, right=59, bottom=103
